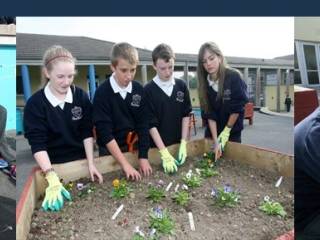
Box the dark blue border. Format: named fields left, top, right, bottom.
left=0, top=0, right=318, bottom=16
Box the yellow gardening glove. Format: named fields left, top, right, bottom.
left=42, top=171, right=71, bottom=211
left=159, top=148, right=178, bottom=174
left=217, top=126, right=231, bottom=151
left=176, top=139, right=187, bottom=166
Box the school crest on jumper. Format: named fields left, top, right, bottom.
left=131, top=94, right=141, bottom=107
left=71, top=106, right=83, bottom=120
left=223, top=89, right=231, bottom=101
left=176, top=91, right=184, bottom=102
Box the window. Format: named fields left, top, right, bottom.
left=294, top=46, right=302, bottom=84
left=295, top=41, right=320, bottom=87
left=303, top=44, right=319, bottom=85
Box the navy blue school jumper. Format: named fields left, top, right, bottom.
left=24, top=86, right=93, bottom=164
left=92, top=78, right=149, bottom=159
left=295, top=108, right=320, bottom=236
left=144, top=78, right=192, bottom=147
left=203, top=69, right=248, bottom=142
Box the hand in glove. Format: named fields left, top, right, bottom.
left=176, top=139, right=187, bottom=166
left=159, top=148, right=178, bottom=173
left=217, top=126, right=231, bottom=151
left=42, top=171, right=71, bottom=211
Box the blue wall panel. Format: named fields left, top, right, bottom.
left=0, top=45, right=16, bottom=130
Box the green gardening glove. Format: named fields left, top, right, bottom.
left=159, top=148, right=178, bottom=174
left=42, top=171, right=71, bottom=211
left=176, top=139, right=187, bottom=166
left=217, top=126, right=231, bottom=151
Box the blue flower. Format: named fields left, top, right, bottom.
left=224, top=184, right=232, bottom=193
left=153, top=207, right=163, bottom=218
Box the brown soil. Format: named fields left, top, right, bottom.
left=27, top=157, right=294, bottom=240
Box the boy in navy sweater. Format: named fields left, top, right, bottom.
left=93, top=42, right=152, bottom=181
left=295, top=107, right=320, bottom=239
left=24, top=45, right=102, bottom=211
left=144, top=44, right=192, bottom=173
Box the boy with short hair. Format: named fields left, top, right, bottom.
left=144, top=43, right=192, bottom=173
left=93, top=42, right=152, bottom=181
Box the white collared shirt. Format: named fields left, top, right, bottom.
left=207, top=74, right=219, bottom=92
left=110, top=73, right=132, bottom=99
left=153, top=75, right=175, bottom=97
left=44, top=82, right=73, bottom=109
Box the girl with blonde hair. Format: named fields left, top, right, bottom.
left=24, top=45, right=103, bottom=211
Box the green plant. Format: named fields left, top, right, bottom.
left=64, top=181, right=74, bottom=191
left=110, top=179, right=132, bottom=199
left=195, top=152, right=219, bottom=179
left=149, top=207, right=175, bottom=235
left=76, top=183, right=96, bottom=198
left=182, top=171, right=202, bottom=188
left=132, top=234, right=145, bottom=240
left=172, top=190, right=190, bottom=206
left=146, top=186, right=166, bottom=203
left=200, top=167, right=219, bottom=178
left=131, top=234, right=158, bottom=240
left=196, top=154, right=215, bottom=169
left=211, top=185, right=240, bottom=208
left=259, top=197, right=287, bottom=217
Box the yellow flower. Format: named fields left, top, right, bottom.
left=203, top=153, right=207, bottom=157
left=208, top=159, right=212, bottom=164
left=112, top=179, right=120, bottom=188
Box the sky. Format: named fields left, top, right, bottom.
left=17, top=17, right=294, bottom=59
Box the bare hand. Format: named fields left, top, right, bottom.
left=88, top=164, right=103, bottom=184
left=123, top=164, right=141, bottom=181
left=214, top=144, right=222, bottom=162
left=139, top=158, right=153, bottom=177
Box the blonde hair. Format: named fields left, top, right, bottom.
left=110, top=42, right=139, bottom=67
left=41, top=45, right=76, bottom=86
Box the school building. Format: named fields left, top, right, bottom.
left=295, top=17, right=320, bottom=92
left=17, top=33, right=293, bottom=116
left=0, top=24, right=16, bottom=131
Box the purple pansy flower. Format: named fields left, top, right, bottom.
left=153, top=206, right=163, bottom=219
left=224, top=184, right=232, bottom=193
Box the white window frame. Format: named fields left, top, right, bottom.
left=296, top=41, right=320, bottom=87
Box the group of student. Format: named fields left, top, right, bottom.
left=23, top=42, right=248, bottom=212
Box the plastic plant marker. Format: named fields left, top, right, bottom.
left=188, top=212, right=195, bottom=231
left=112, top=204, right=124, bottom=220
left=275, top=176, right=283, bottom=188
left=165, top=182, right=173, bottom=192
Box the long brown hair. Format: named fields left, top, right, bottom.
left=197, top=42, right=228, bottom=113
